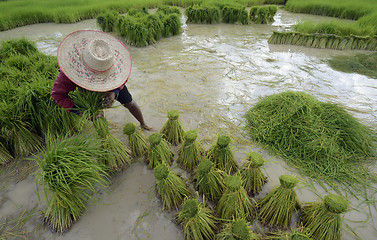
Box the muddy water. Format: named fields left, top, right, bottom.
left=0, top=9, right=376, bottom=240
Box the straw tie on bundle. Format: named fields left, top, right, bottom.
left=177, top=130, right=204, bottom=171
left=257, top=175, right=301, bottom=228
left=175, top=197, right=217, bottom=240
left=207, top=135, right=238, bottom=173
left=193, top=158, right=226, bottom=202
left=301, top=194, right=349, bottom=240
left=154, top=163, right=191, bottom=210
left=147, top=132, right=174, bottom=168
left=240, top=151, right=267, bottom=196
left=216, top=218, right=260, bottom=240
left=123, top=122, right=148, bottom=157
left=216, top=174, right=256, bottom=221
left=160, top=110, right=185, bottom=145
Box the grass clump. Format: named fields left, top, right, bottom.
left=216, top=218, right=260, bottom=240
left=123, top=122, right=148, bottom=157
left=154, top=163, right=191, bottom=210
left=160, top=110, right=185, bottom=145
left=207, top=134, right=238, bottom=173
left=216, top=174, right=256, bottom=221
left=147, top=132, right=174, bottom=168
left=257, top=175, right=301, bottom=228
left=240, top=151, right=267, bottom=196
left=175, top=197, right=217, bottom=240
left=301, top=194, right=349, bottom=240
left=328, top=52, right=377, bottom=79
left=177, top=130, right=204, bottom=171
left=35, top=134, right=109, bottom=233
left=193, top=158, right=226, bottom=202
left=244, top=91, right=377, bottom=187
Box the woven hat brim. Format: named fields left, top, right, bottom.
left=57, top=30, right=132, bottom=92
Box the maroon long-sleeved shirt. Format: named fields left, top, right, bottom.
left=51, top=69, right=125, bottom=112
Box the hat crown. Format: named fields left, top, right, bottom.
left=82, top=39, right=114, bottom=72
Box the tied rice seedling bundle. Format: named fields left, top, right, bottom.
left=96, top=10, right=120, bottom=32
left=257, top=175, right=301, bottom=228
left=240, top=152, right=267, bottom=196
left=207, top=134, right=238, bottom=173
left=177, top=130, right=204, bottom=171
left=154, top=163, right=191, bottom=210
left=71, top=89, right=131, bottom=171
left=175, top=197, right=217, bottom=240
left=221, top=5, right=249, bottom=25
left=185, top=4, right=221, bottom=24
left=301, top=194, right=349, bottom=240
left=35, top=134, right=108, bottom=233
left=123, top=122, right=148, bottom=157
left=216, top=174, right=256, bottom=221
left=251, top=6, right=277, bottom=24
left=147, top=132, right=174, bottom=168
left=193, top=158, right=226, bottom=202
left=216, top=218, right=260, bottom=240
left=160, top=110, right=185, bottom=145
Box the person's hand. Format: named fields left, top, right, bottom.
left=103, top=92, right=116, bottom=108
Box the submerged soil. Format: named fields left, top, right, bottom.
left=0, top=9, right=376, bottom=240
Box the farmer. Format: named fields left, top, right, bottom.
left=51, top=30, right=152, bottom=130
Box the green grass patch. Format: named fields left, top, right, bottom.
left=328, top=52, right=377, bottom=79
left=244, top=91, right=377, bottom=187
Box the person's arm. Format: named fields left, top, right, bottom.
left=51, top=70, right=78, bottom=112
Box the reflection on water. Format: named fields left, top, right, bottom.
left=0, top=9, right=376, bottom=240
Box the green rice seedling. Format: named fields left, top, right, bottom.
left=0, top=141, right=13, bottom=165
left=0, top=37, right=37, bottom=60
left=207, top=134, right=238, bottom=173
left=257, top=175, right=301, bottom=228
left=216, top=218, right=260, bottom=240
left=123, top=122, right=148, bottom=157
left=216, top=174, right=256, bottom=221
left=328, top=52, right=377, bottom=78
left=96, top=10, right=120, bottom=32
left=154, top=163, right=191, bottom=210
left=249, top=6, right=258, bottom=22
left=35, top=134, right=109, bottom=233
left=301, top=194, right=349, bottom=240
left=251, top=6, right=277, bottom=24
left=147, top=132, right=174, bottom=168
left=177, top=130, right=204, bottom=171
left=221, top=5, right=249, bottom=25
left=160, top=110, right=185, bottom=145
left=185, top=4, right=221, bottom=24
left=193, top=158, right=226, bottom=202
left=175, top=197, right=217, bottom=240
left=265, top=228, right=312, bottom=240
left=157, top=5, right=181, bottom=15
left=240, top=151, right=267, bottom=196
left=159, top=12, right=182, bottom=37
left=244, top=91, right=376, bottom=187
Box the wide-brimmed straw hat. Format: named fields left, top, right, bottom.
left=57, top=30, right=132, bottom=92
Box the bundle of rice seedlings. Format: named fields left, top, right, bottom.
left=207, top=134, right=238, bottom=173
left=71, top=89, right=131, bottom=171
left=240, top=152, right=267, bottom=196
left=123, top=122, right=148, bottom=157
left=193, top=158, right=226, bottom=202
left=177, top=130, right=204, bottom=171
left=301, top=194, right=349, bottom=240
left=154, top=163, right=191, bottom=210
left=0, top=141, right=12, bottom=165
left=35, top=134, right=109, bottom=233
left=147, top=132, right=174, bottom=168
left=96, top=10, right=120, bottom=32
left=160, top=110, right=185, bottom=145
left=257, top=175, right=301, bottom=228
left=175, top=197, right=217, bottom=240
left=185, top=4, right=221, bottom=24
left=221, top=5, right=249, bottom=25
left=216, top=174, right=256, bottom=221
left=216, top=218, right=260, bottom=240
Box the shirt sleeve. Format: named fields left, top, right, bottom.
left=51, top=70, right=78, bottom=112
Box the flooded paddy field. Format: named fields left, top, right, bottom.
left=0, top=9, right=376, bottom=240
